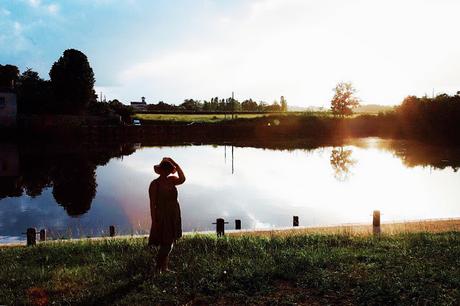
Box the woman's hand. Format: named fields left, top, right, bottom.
left=163, top=157, right=177, bottom=166
left=164, top=157, right=186, bottom=185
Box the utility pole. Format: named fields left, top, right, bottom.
left=231, top=145, right=234, bottom=174
left=232, top=91, right=234, bottom=119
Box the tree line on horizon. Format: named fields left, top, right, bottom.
left=395, top=93, right=460, bottom=140
left=2, top=48, right=460, bottom=131
left=1, top=48, right=290, bottom=120
left=145, top=96, right=288, bottom=113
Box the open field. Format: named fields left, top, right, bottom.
left=133, top=112, right=324, bottom=123
left=132, top=107, right=391, bottom=124
left=1, top=220, right=459, bottom=305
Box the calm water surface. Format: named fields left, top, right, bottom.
left=1, top=138, right=459, bottom=243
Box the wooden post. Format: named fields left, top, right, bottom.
left=373, top=210, right=381, bottom=235
left=39, top=229, right=47, bottom=242
left=235, top=219, right=241, bottom=230
left=109, top=225, right=116, bottom=237
left=26, top=228, right=36, bottom=246
left=293, top=216, right=299, bottom=227
left=212, top=218, right=228, bottom=236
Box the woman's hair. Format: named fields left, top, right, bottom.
left=159, top=160, right=174, bottom=173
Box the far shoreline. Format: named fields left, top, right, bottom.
left=2, top=112, right=460, bottom=146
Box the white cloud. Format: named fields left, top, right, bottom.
left=8, top=0, right=455, bottom=105
left=28, top=0, right=41, bottom=7
left=25, top=0, right=59, bottom=15
left=0, top=20, right=31, bottom=52
left=47, top=3, right=59, bottom=14
left=114, top=0, right=460, bottom=106
left=13, top=21, right=22, bottom=35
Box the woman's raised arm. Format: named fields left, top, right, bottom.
left=165, top=157, right=186, bottom=185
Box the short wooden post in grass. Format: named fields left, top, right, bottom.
left=293, top=216, right=299, bottom=227
left=235, top=219, right=241, bottom=230
left=109, top=225, right=116, bottom=237
left=373, top=210, right=381, bottom=235
left=39, top=229, right=47, bottom=242
left=212, top=218, right=228, bottom=236
left=26, top=228, right=36, bottom=246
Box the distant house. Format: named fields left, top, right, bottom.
left=130, top=96, right=148, bottom=112
left=0, top=88, right=17, bottom=128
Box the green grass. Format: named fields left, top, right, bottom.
left=1, top=232, right=459, bottom=305
left=133, top=112, right=319, bottom=123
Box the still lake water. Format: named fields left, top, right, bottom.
left=1, top=138, right=460, bottom=243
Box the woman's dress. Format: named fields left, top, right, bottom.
left=148, top=179, right=182, bottom=246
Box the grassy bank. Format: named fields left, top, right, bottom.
left=1, top=231, right=459, bottom=305
left=133, top=112, right=313, bottom=123
left=8, top=110, right=460, bottom=145
left=134, top=113, right=269, bottom=123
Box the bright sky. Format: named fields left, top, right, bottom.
left=1, top=0, right=459, bottom=106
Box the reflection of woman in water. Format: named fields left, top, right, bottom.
left=149, top=157, right=186, bottom=273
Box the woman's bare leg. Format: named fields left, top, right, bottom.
left=156, top=243, right=173, bottom=273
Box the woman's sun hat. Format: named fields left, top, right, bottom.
left=154, top=159, right=176, bottom=175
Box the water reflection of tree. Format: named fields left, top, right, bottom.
left=52, top=158, right=97, bottom=216
left=0, top=177, right=23, bottom=198
left=330, top=147, right=356, bottom=181
left=378, top=140, right=460, bottom=172
left=21, top=161, right=52, bottom=197
left=0, top=143, right=136, bottom=216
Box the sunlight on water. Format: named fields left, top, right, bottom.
left=114, top=142, right=459, bottom=232
left=1, top=138, right=459, bottom=242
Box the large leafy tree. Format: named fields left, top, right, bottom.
left=109, top=99, right=133, bottom=123
left=49, top=49, right=96, bottom=114
left=330, top=82, right=360, bottom=117
left=241, top=99, right=258, bottom=111
left=0, top=64, right=19, bottom=88
left=16, top=69, right=52, bottom=114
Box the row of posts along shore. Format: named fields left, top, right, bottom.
left=25, top=210, right=382, bottom=246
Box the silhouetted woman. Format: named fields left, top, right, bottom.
left=149, top=157, right=186, bottom=273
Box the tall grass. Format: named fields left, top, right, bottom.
left=229, top=218, right=460, bottom=238
left=1, top=232, right=459, bottom=305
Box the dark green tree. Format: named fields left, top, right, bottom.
left=49, top=49, right=96, bottom=114
left=16, top=69, right=53, bottom=114
left=258, top=101, right=268, bottom=111
left=266, top=100, right=281, bottom=112
left=0, top=64, right=19, bottom=88
left=109, top=99, right=133, bottom=123
left=181, top=99, right=201, bottom=111
left=241, top=99, right=258, bottom=111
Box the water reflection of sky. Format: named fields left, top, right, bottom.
left=1, top=139, right=460, bottom=243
